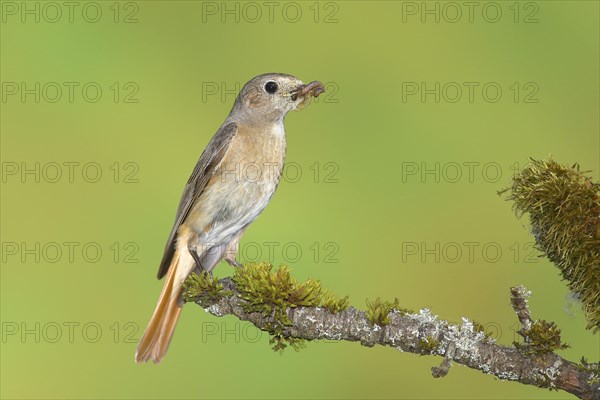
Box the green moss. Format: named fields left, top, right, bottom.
left=500, top=159, right=600, bottom=332
left=473, top=321, right=485, bottom=333
left=365, top=297, right=396, bottom=326
left=183, top=272, right=230, bottom=306
left=270, top=335, right=306, bottom=353
left=322, top=292, right=350, bottom=314
left=418, top=336, right=440, bottom=354
left=232, top=261, right=349, bottom=352
left=365, top=297, right=413, bottom=327
left=232, top=261, right=322, bottom=316
left=399, top=307, right=415, bottom=316
left=514, top=319, right=570, bottom=355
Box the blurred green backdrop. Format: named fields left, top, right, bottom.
left=1, top=1, right=598, bottom=399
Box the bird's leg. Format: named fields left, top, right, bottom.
left=188, top=246, right=212, bottom=277
left=225, top=258, right=243, bottom=268
left=188, top=246, right=203, bottom=269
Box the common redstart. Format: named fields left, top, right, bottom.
left=135, top=73, right=325, bottom=363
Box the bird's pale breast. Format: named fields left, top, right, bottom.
left=185, top=123, right=286, bottom=244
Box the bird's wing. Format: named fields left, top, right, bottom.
left=156, top=122, right=238, bottom=279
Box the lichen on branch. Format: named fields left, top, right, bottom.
left=177, top=157, right=600, bottom=399
left=183, top=264, right=599, bottom=399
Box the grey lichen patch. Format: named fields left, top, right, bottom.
left=578, top=357, right=600, bottom=385
left=204, top=303, right=226, bottom=317
left=459, top=318, right=492, bottom=343
left=231, top=261, right=349, bottom=352
left=439, top=318, right=488, bottom=363
left=500, top=158, right=600, bottom=332
left=496, top=370, right=521, bottom=382
left=183, top=271, right=231, bottom=306
left=514, top=319, right=570, bottom=355
left=534, top=359, right=563, bottom=390
left=412, top=308, right=438, bottom=325
left=410, top=309, right=441, bottom=333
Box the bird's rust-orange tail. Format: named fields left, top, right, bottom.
left=135, top=250, right=184, bottom=364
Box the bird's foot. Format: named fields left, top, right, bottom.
left=189, top=248, right=213, bottom=277
left=226, top=258, right=243, bottom=268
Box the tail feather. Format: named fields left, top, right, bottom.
left=135, top=251, right=184, bottom=363
left=136, top=241, right=226, bottom=364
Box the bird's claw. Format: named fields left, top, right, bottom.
left=226, top=258, right=243, bottom=268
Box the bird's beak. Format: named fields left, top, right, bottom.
left=291, top=81, right=325, bottom=101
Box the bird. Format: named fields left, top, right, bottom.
left=135, top=73, right=325, bottom=363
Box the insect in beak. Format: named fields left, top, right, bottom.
left=291, top=81, right=325, bottom=101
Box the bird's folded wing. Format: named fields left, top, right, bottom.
left=156, top=122, right=238, bottom=279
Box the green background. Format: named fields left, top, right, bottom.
left=1, top=1, right=598, bottom=399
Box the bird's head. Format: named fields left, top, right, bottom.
left=230, top=73, right=325, bottom=124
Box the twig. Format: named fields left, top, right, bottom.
left=511, top=285, right=533, bottom=336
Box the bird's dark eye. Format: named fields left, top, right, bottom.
left=264, top=81, right=278, bottom=94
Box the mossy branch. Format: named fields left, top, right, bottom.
left=500, top=158, right=600, bottom=331
left=184, top=264, right=599, bottom=400
left=179, top=158, right=598, bottom=399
